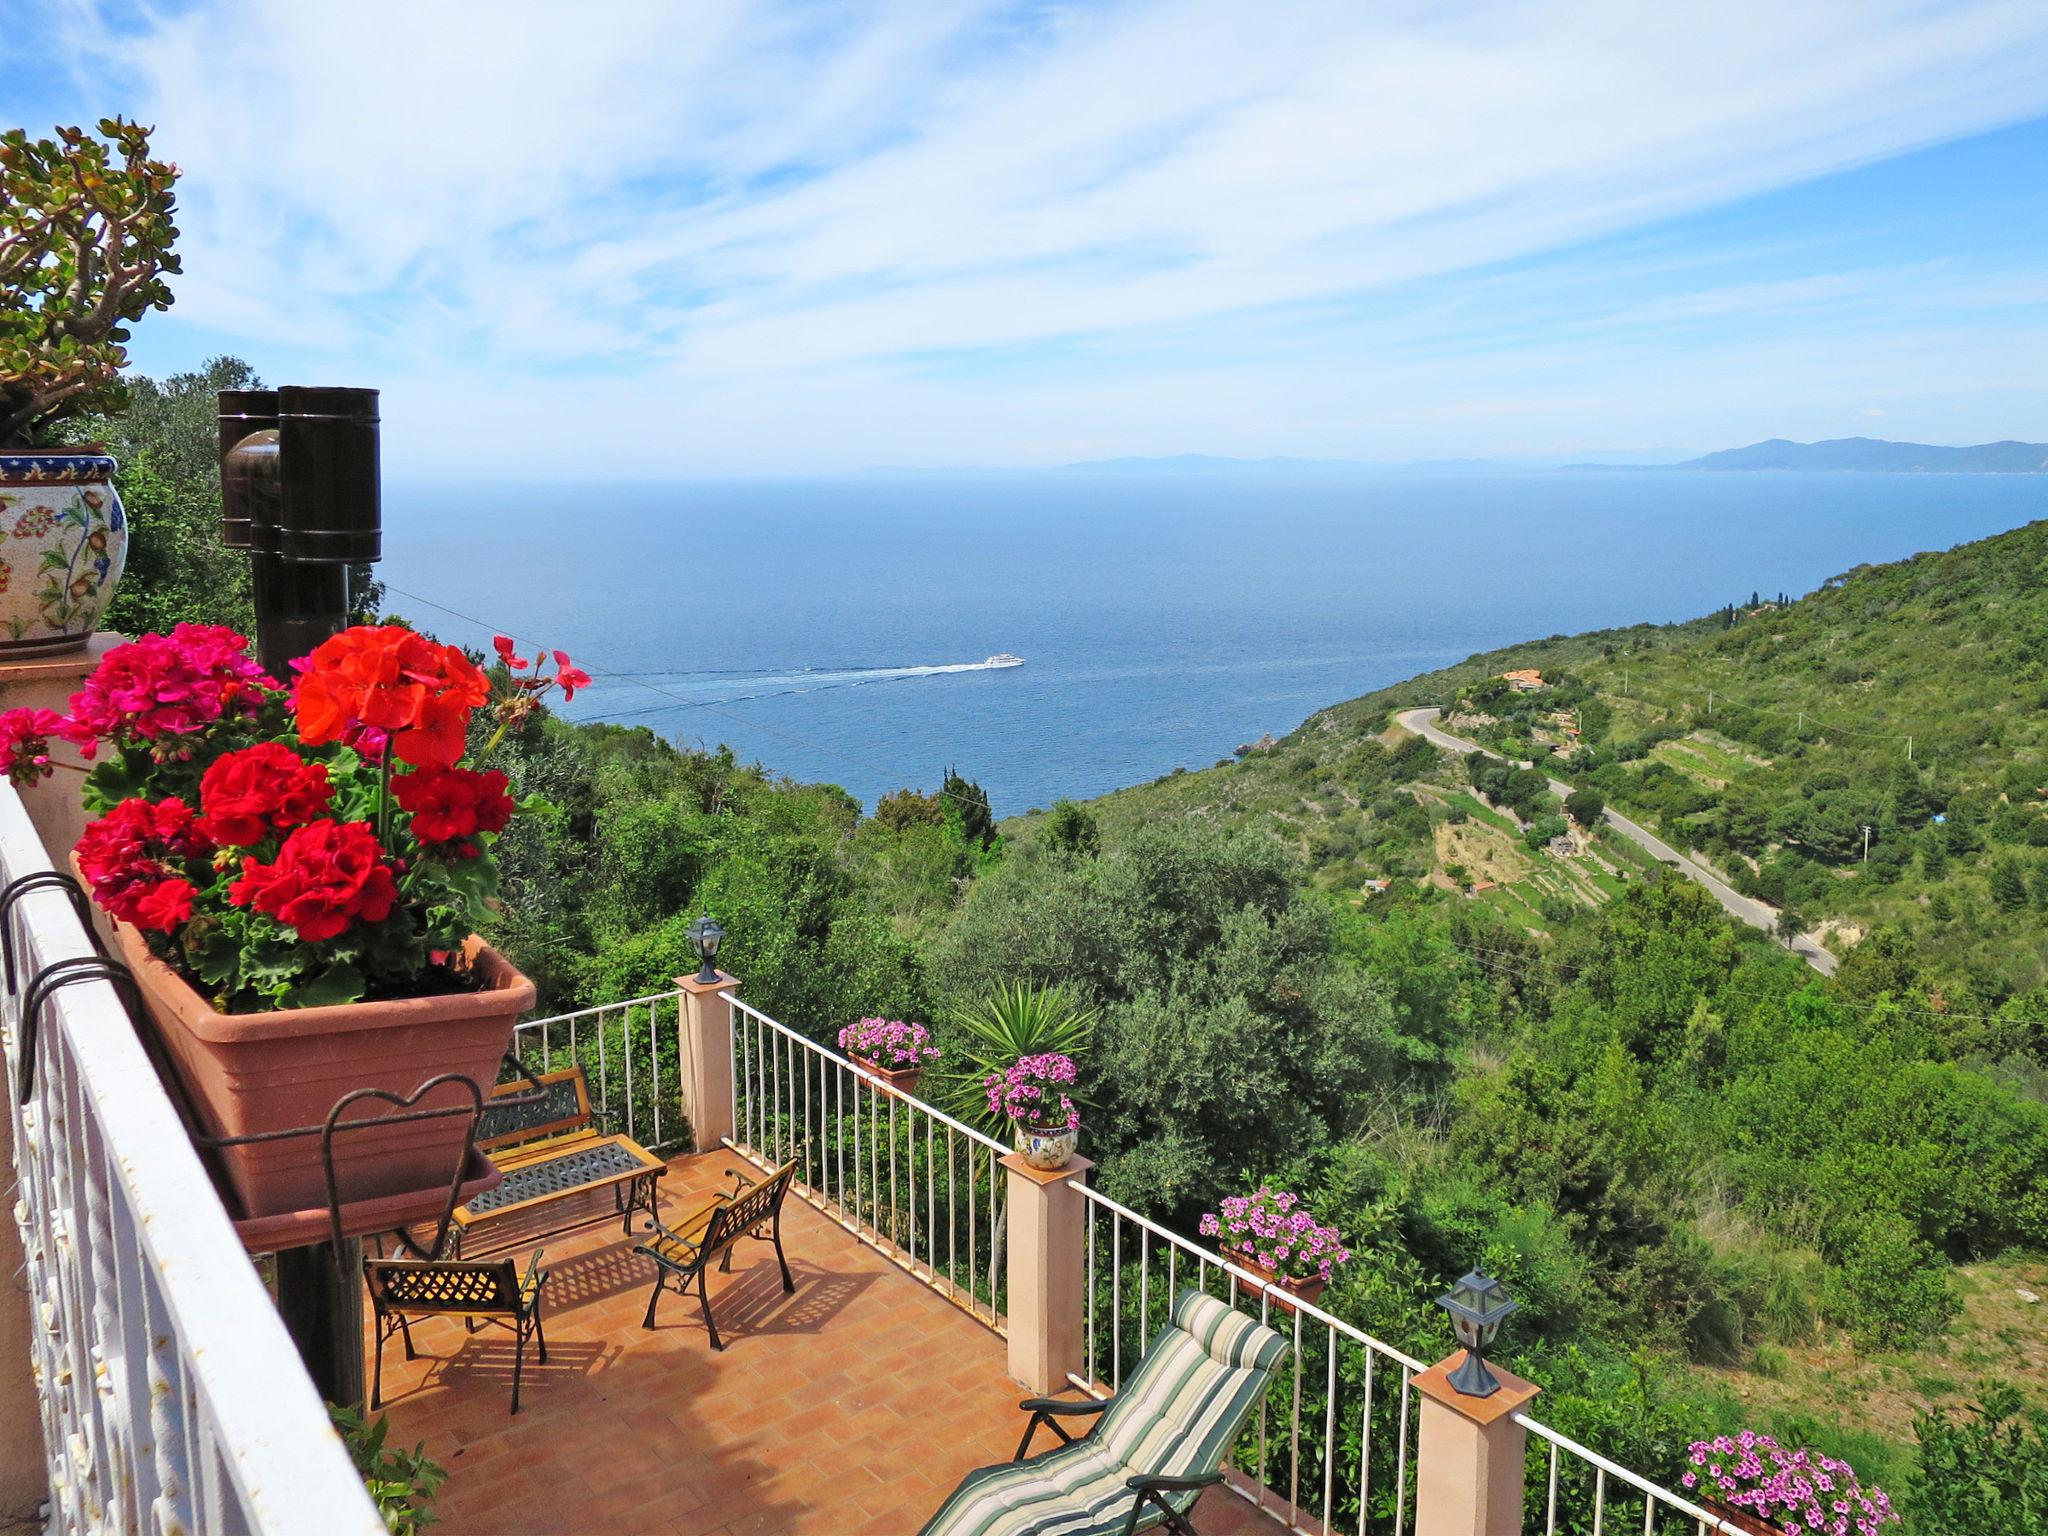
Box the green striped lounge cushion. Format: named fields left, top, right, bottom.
left=920, top=1289, right=1290, bottom=1536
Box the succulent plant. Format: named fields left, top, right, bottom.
left=0, top=118, right=180, bottom=447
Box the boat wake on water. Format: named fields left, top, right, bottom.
left=569, top=654, right=1024, bottom=724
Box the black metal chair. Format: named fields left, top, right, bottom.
left=364, top=1250, right=549, bottom=1414
left=634, top=1157, right=797, bottom=1349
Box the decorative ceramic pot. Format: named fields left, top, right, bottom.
left=851, top=1055, right=924, bottom=1097
left=105, top=916, right=533, bottom=1223
left=1700, top=1499, right=1777, bottom=1536
left=1016, top=1122, right=1078, bottom=1171
left=0, top=452, right=127, bottom=655
left=1223, top=1247, right=1328, bottom=1315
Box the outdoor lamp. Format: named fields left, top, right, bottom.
left=686, top=915, right=725, bottom=983
left=1436, top=1270, right=1518, bottom=1397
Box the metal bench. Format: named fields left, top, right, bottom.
left=449, top=1066, right=667, bottom=1256
left=634, top=1156, right=798, bottom=1350
left=365, top=1250, right=549, bottom=1414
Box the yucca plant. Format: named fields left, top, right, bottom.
left=942, top=980, right=1097, bottom=1136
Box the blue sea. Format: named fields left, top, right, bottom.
left=379, top=472, right=2046, bottom=816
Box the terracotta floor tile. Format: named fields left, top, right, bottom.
left=373, top=1150, right=1288, bottom=1536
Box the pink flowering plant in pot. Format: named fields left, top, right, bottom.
left=838, top=1017, right=939, bottom=1092
left=987, top=1052, right=1082, bottom=1169
left=1679, top=1431, right=1897, bottom=1536
left=1200, top=1186, right=1351, bottom=1309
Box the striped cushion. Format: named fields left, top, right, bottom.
left=920, top=1289, right=1288, bottom=1536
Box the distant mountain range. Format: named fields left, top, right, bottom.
left=1660, top=437, right=2048, bottom=473
left=862, top=437, right=2048, bottom=478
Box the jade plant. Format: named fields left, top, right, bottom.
left=0, top=118, right=180, bottom=448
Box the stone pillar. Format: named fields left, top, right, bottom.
left=0, top=637, right=113, bottom=1519
left=1002, top=1152, right=1092, bottom=1395
left=676, top=970, right=737, bottom=1154
left=1413, top=1352, right=1542, bottom=1536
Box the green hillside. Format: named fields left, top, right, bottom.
left=1069, top=516, right=2048, bottom=1010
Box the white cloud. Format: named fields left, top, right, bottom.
left=12, top=0, right=2048, bottom=470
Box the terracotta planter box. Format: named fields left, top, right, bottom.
left=850, top=1055, right=924, bottom=1097
left=107, top=918, right=533, bottom=1223
left=1224, top=1247, right=1328, bottom=1315
left=1701, top=1499, right=1779, bottom=1536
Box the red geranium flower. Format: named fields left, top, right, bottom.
left=0, top=707, right=96, bottom=788
left=391, top=765, right=516, bottom=849
left=68, top=625, right=276, bottom=746
left=552, top=651, right=591, bottom=701
left=294, top=625, right=489, bottom=770
left=492, top=634, right=529, bottom=670
left=75, top=797, right=214, bottom=933
left=229, top=819, right=400, bottom=942
left=195, top=742, right=334, bottom=847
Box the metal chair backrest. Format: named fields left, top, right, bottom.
left=365, top=1255, right=524, bottom=1315
left=476, top=1067, right=591, bottom=1152
left=704, top=1159, right=797, bottom=1253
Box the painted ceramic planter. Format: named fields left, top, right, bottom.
left=1223, top=1248, right=1328, bottom=1315
left=0, top=452, right=127, bottom=655
left=106, top=917, right=533, bottom=1224
left=850, top=1055, right=924, bottom=1097
left=1016, top=1122, right=1079, bottom=1171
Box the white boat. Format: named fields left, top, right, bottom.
left=984, top=653, right=1025, bottom=668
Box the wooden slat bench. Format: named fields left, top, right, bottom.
left=634, top=1156, right=799, bottom=1350
left=449, top=1066, right=667, bottom=1257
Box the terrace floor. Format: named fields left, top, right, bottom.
left=371, top=1151, right=1286, bottom=1535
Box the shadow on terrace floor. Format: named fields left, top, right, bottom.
left=370, top=1151, right=1285, bottom=1536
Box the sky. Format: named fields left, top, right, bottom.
left=6, top=0, right=2048, bottom=477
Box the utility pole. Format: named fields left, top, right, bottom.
left=1862, top=825, right=1872, bottom=863
left=1906, top=735, right=1913, bottom=762
left=1707, top=690, right=1713, bottom=718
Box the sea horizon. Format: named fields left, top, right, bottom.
left=380, top=469, right=2048, bottom=816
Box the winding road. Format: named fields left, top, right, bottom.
left=1394, top=708, right=1837, bottom=976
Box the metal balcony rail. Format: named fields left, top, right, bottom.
left=1073, top=1181, right=1428, bottom=1536
left=515, top=983, right=1748, bottom=1536
left=0, top=784, right=382, bottom=1535
left=510, top=989, right=688, bottom=1153
left=724, top=994, right=1012, bottom=1330
left=1516, top=1414, right=1747, bottom=1536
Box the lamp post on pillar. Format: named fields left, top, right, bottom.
left=677, top=914, right=736, bottom=1154
left=1414, top=1273, right=1540, bottom=1536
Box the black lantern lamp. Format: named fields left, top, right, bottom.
left=686, top=914, right=725, bottom=984
left=1436, top=1271, right=1518, bottom=1397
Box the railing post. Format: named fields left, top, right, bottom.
left=677, top=970, right=737, bottom=1154
left=1413, top=1351, right=1541, bottom=1536
left=1002, top=1152, right=1091, bottom=1394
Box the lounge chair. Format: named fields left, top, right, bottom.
left=919, top=1288, right=1289, bottom=1536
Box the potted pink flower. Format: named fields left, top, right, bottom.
left=986, top=1052, right=1081, bottom=1169
left=1, top=622, right=589, bottom=1234
left=1199, top=1186, right=1350, bottom=1314
left=1679, top=1431, right=1897, bottom=1536
left=838, top=1016, right=939, bottom=1095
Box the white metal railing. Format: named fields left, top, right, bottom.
left=0, top=785, right=381, bottom=1535
left=512, top=989, right=688, bottom=1151
left=725, top=994, right=1011, bottom=1330
left=1074, top=1182, right=1428, bottom=1536
left=1516, top=1414, right=1745, bottom=1536
left=516, top=985, right=1747, bottom=1535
